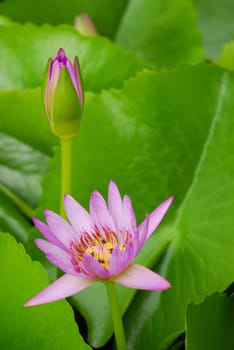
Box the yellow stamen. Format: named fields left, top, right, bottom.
left=70, top=227, right=130, bottom=269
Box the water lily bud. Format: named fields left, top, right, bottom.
left=74, top=13, right=98, bottom=36
left=44, top=48, right=84, bottom=138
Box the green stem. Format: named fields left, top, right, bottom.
left=60, top=137, right=73, bottom=218
left=105, top=282, right=127, bottom=350
left=0, top=183, right=35, bottom=219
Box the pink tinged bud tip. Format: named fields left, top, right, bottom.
left=74, top=13, right=98, bottom=36
left=25, top=181, right=173, bottom=307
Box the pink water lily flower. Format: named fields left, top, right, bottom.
left=25, top=181, right=173, bottom=307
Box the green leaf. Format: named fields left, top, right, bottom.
left=0, top=193, right=31, bottom=244
left=193, top=0, right=234, bottom=59
left=115, top=0, right=204, bottom=67
left=219, top=40, right=234, bottom=71
left=0, top=18, right=146, bottom=231
left=0, top=233, right=91, bottom=350
left=0, top=132, right=48, bottom=208
left=33, top=62, right=232, bottom=347
left=186, top=293, right=234, bottom=350
left=124, top=67, right=234, bottom=349
left=0, top=23, right=147, bottom=91
left=0, top=89, right=56, bottom=155
left=38, top=63, right=220, bottom=219
left=0, top=0, right=128, bottom=38
left=0, top=14, right=15, bottom=25
left=0, top=89, right=54, bottom=238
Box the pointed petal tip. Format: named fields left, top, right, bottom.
left=109, top=179, right=117, bottom=187
left=123, top=194, right=133, bottom=209
left=24, top=292, right=49, bottom=308
left=46, top=58, right=53, bottom=73
left=44, top=208, right=56, bottom=220
left=44, top=208, right=50, bottom=216
left=162, top=195, right=174, bottom=211
left=168, top=195, right=174, bottom=204
left=32, top=217, right=38, bottom=225
left=114, top=264, right=171, bottom=291
left=163, top=195, right=174, bottom=212
left=63, top=192, right=71, bottom=201
left=57, top=48, right=65, bottom=56
left=34, top=237, right=40, bottom=245
left=162, top=195, right=174, bottom=209
left=24, top=299, right=38, bottom=308
left=24, top=300, right=32, bottom=307
left=160, top=279, right=171, bottom=290
left=90, top=190, right=104, bottom=208
left=23, top=296, right=51, bottom=308
left=47, top=57, right=53, bottom=66
left=44, top=209, right=52, bottom=222
left=74, top=56, right=79, bottom=66
left=108, top=180, right=123, bottom=230
left=108, top=180, right=121, bottom=200
left=33, top=217, right=47, bottom=234
left=64, top=193, right=77, bottom=207
left=64, top=194, right=71, bottom=212
left=158, top=194, right=174, bottom=215
left=24, top=274, right=94, bottom=308
left=139, top=194, right=174, bottom=241
left=91, top=189, right=100, bottom=197
left=33, top=216, right=47, bottom=226
left=34, top=238, right=47, bottom=249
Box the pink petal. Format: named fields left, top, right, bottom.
left=33, top=217, right=65, bottom=249
left=122, top=195, right=136, bottom=232
left=74, top=56, right=83, bottom=106
left=108, top=180, right=123, bottom=230
left=24, top=274, right=94, bottom=307
left=114, top=263, right=170, bottom=290
left=82, top=253, right=110, bottom=279
left=45, top=59, right=53, bottom=115
left=47, top=61, right=61, bottom=102
left=35, top=239, right=74, bottom=275
left=64, top=194, right=93, bottom=233
left=45, top=210, right=78, bottom=248
left=57, top=48, right=66, bottom=57
left=134, top=214, right=150, bottom=256
left=138, top=196, right=173, bottom=241
left=108, top=246, right=134, bottom=276
left=65, top=59, right=79, bottom=96
left=90, top=191, right=116, bottom=232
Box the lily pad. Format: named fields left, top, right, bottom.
left=116, top=0, right=204, bottom=67
left=0, top=0, right=128, bottom=38
left=193, top=0, right=234, bottom=59
left=124, top=65, right=234, bottom=349
left=0, top=23, right=147, bottom=91
left=0, top=233, right=91, bottom=350
left=186, top=293, right=234, bottom=350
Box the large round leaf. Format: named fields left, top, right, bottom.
left=0, top=89, right=54, bottom=237
left=0, top=0, right=128, bottom=38
left=116, top=0, right=204, bottom=67
left=124, top=67, right=234, bottom=349
left=186, top=293, right=234, bottom=350
left=0, top=23, right=147, bottom=91
left=0, top=233, right=91, bottom=350
left=193, top=0, right=234, bottom=59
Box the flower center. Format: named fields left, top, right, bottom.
left=70, top=227, right=129, bottom=271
